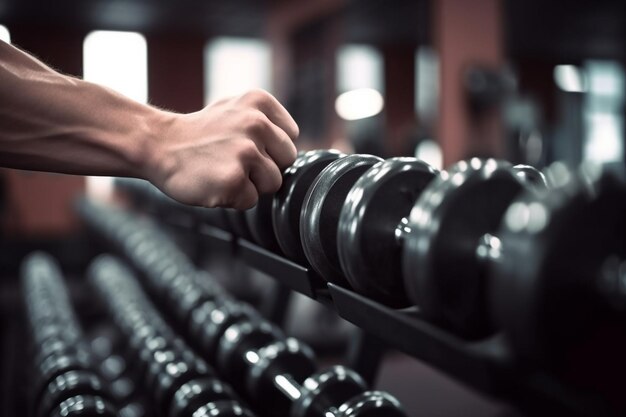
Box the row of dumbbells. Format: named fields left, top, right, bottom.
left=116, top=150, right=626, bottom=375
left=22, top=253, right=120, bottom=417
left=89, top=256, right=258, bottom=417
left=76, top=199, right=409, bottom=417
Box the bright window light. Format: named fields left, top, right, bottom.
left=584, top=113, right=623, bottom=163
left=83, top=30, right=148, bottom=200
left=335, top=88, right=384, bottom=121
left=204, top=37, right=271, bottom=104
left=83, top=30, right=147, bottom=103
left=0, top=25, right=10, bottom=43
left=554, top=65, right=587, bottom=93
left=337, top=44, right=383, bottom=93
left=336, top=45, right=384, bottom=121
left=583, top=61, right=625, bottom=164
left=415, top=47, right=439, bottom=122
left=415, top=139, right=443, bottom=170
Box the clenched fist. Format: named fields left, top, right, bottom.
left=0, top=41, right=297, bottom=209
left=146, top=90, right=298, bottom=209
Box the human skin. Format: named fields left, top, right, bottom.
left=0, top=41, right=298, bottom=209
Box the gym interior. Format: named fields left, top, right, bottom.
left=1, top=1, right=625, bottom=416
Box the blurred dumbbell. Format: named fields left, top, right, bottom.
left=491, top=167, right=626, bottom=377
left=21, top=252, right=117, bottom=417
left=89, top=256, right=255, bottom=417
left=401, top=159, right=546, bottom=337
left=213, top=317, right=407, bottom=417
left=48, top=395, right=117, bottom=417
left=82, top=201, right=409, bottom=417
left=37, top=370, right=108, bottom=417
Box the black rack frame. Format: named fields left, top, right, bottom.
left=100, top=191, right=616, bottom=417
left=161, top=215, right=613, bottom=417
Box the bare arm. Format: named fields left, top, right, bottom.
left=0, top=41, right=298, bottom=209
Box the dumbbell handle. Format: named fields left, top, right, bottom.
left=273, top=374, right=303, bottom=402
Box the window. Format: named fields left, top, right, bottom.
left=83, top=31, right=147, bottom=103
left=83, top=31, right=148, bottom=199
left=335, top=45, right=384, bottom=121
left=204, top=37, right=271, bottom=104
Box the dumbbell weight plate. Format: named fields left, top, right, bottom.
left=35, top=353, right=93, bottom=410
left=143, top=340, right=200, bottom=392
left=245, top=194, right=280, bottom=251
left=404, top=159, right=526, bottom=337
left=291, top=366, right=367, bottom=417
left=513, top=164, right=547, bottom=189
left=153, top=357, right=213, bottom=416
left=192, top=400, right=256, bottom=417
left=301, top=154, right=383, bottom=285
left=193, top=300, right=260, bottom=363
left=273, top=149, right=345, bottom=263
left=246, top=338, right=316, bottom=416
left=164, top=269, right=226, bottom=325
left=338, top=158, right=438, bottom=307
left=34, top=338, right=90, bottom=368
left=169, top=377, right=236, bottom=417
left=49, top=395, right=118, bottom=417
left=37, top=370, right=108, bottom=417
left=492, top=170, right=626, bottom=370
left=336, top=391, right=408, bottom=417
left=216, top=320, right=283, bottom=387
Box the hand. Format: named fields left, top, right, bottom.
left=146, top=89, right=298, bottom=210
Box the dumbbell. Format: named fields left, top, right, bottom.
left=48, top=395, right=118, bottom=417
left=215, top=320, right=407, bottom=417
left=37, top=370, right=109, bottom=417
left=491, top=167, right=626, bottom=375
left=94, top=261, right=252, bottom=417
left=95, top=297, right=208, bottom=415
left=89, top=255, right=255, bottom=417
left=398, top=158, right=547, bottom=336
left=272, top=149, right=345, bottom=262
left=77, top=199, right=256, bottom=367
left=86, top=203, right=408, bottom=417
left=300, top=154, right=384, bottom=285
left=327, top=157, right=439, bottom=307
left=245, top=193, right=280, bottom=251
left=21, top=253, right=116, bottom=417
left=84, top=202, right=263, bottom=363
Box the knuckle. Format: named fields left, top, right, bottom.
left=243, top=88, right=271, bottom=106
left=236, top=139, right=260, bottom=162
left=221, top=165, right=248, bottom=193
left=245, top=110, right=270, bottom=135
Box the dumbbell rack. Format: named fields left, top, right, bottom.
left=150, top=211, right=614, bottom=417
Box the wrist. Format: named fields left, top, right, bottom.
left=134, top=106, right=177, bottom=183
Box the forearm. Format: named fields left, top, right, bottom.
left=0, top=41, right=167, bottom=178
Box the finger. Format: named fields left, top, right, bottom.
left=240, top=89, right=299, bottom=141
left=229, top=177, right=258, bottom=210
left=247, top=111, right=297, bottom=169
left=248, top=149, right=283, bottom=195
